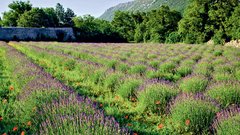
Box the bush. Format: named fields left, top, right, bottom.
left=149, top=61, right=159, bottom=69
left=194, top=62, right=212, bottom=76
left=128, top=65, right=147, bottom=76
left=64, top=59, right=76, bottom=71
left=212, top=106, right=240, bottom=135
left=137, top=83, right=178, bottom=114
left=206, top=82, right=240, bottom=107
left=213, top=50, right=223, bottom=56
left=104, top=73, right=123, bottom=92
left=159, top=61, right=176, bottom=73
left=179, top=75, right=208, bottom=93
left=212, top=72, right=234, bottom=81
left=235, top=69, right=240, bottom=81
left=116, top=79, right=141, bottom=99
left=170, top=93, right=219, bottom=133
left=176, top=66, right=192, bottom=77
left=165, top=32, right=182, bottom=44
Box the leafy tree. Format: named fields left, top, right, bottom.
left=207, top=0, right=239, bottom=43
left=112, top=11, right=136, bottom=41
left=73, top=15, right=125, bottom=42
left=178, top=0, right=210, bottom=44
left=1, top=0, right=32, bottom=27
left=17, top=8, right=48, bottom=27
left=55, top=3, right=65, bottom=26
left=226, top=4, right=240, bottom=41
left=0, top=17, right=2, bottom=27
left=64, top=8, right=76, bottom=27
left=144, top=6, right=182, bottom=43
left=43, top=8, right=59, bottom=27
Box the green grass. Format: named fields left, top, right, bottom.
left=179, top=75, right=208, bottom=93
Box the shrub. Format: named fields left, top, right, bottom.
left=176, top=66, right=192, bottom=77
left=116, top=79, right=141, bottom=99
left=179, top=75, right=208, bottom=93
left=149, top=61, right=159, bottom=69
left=159, top=61, right=176, bottom=73
left=165, top=32, right=182, bottom=44
left=117, top=63, right=129, bottom=72
left=128, top=65, right=147, bottom=76
left=170, top=93, right=219, bottom=133
left=146, top=70, right=175, bottom=81
left=106, top=60, right=118, bottom=70
left=194, top=62, right=212, bottom=76
left=90, top=69, right=106, bottom=85
left=104, top=73, right=123, bottom=92
left=212, top=106, right=240, bottom=135
left=137, top=83, right=178, bottom=114
left=213, top=50, right=223, bottom=56
left=206, top=82, right=240, bottom=107
left=235, top=69, right=240, bottom=81
left=64, top=59, right=76, bottom=71
left=212, top=72, right=234, bottom=81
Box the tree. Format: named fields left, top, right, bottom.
left=73, top=15, right=125, bottom=42
left=178, top=0, right=210, bottom=44
left=226, top=4, right=240, bottom=41
left=145, top=6, right=182, bottom=43
left=44, top=8, right=59, bottom=27
left=64, top=8, right=76, bottom=27
left=17, top=8, right=48, bottom=27
left=208, top=0, right=239, bottom=43
left=1, top=0, right=32, bottom=27
left=112, top=11, right=136, bottom=41
left=55, top=3, right=65, bottom=26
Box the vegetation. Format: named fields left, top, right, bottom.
left=0, top=41, right=237, bottom=134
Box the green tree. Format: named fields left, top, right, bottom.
left=17, top=8, right=48, bottom=27
left=178, top=0, right=210, bottom=44
left=208, top=0, right=239, bottom=43
left=55, top=3, right=65, bottom=26
left=112, top=11, right=136, bottom=41
left=64, top=8, right=76, bottom=27
left=226, top=3, right=240, bottom=40
left=1, top=0, right=32, bottom=27
left=43, top=8, right=59, bottom=27
left=145, top=6, right=182, bottom=43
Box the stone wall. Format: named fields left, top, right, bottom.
left=0, top=27, right=76, bottom=41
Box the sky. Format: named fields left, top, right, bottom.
left=0, top=0, right=133, bottom=17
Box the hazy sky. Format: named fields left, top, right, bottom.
left=0, top=0, right=133, bottom=17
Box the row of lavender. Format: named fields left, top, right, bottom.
left=0, top=42, right=129, bottom=135
left=9, top=42, right=240, bottom=134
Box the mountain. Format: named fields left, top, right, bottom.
left=99, top=0, right=191, bottom=21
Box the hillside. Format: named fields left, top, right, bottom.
left=99, top=0, right=191, bottom=21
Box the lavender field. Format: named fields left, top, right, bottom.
left=1, top=41, right=240, bottom=135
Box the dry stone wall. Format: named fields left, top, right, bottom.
left=0, top=27, right=76, bottom=41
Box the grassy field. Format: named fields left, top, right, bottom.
left=1, top=41, right=240, bottom=135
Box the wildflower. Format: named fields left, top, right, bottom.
left=2, top=99, right=7, bottom=104
left=131, top=98, right=136, bottom=101
left=9, top=86, right=14, bottom=91
left=13, top=126, right=18, bottom=131
left=27, top=121, right=31, bottom=126
left=156, top=101, right=161, bottom=105
left=185, top=119, right=190, bottom=126
left=2, top=133, right=7, bottom=135
left=125, top=115, right=129, bottom=119
left=127, top=123, right=132, bottom=126
left=115, top=96, right=119, bottom=100
left=21, top=131, right=25, bottom=135
left=0, top=116, right=3, bottom=121
left=133, top=133, right=138, bottom=135
left=216, top=112, right=221, bottom=117
left=158, top=123, right=164, bottom=129
left=99, top=104, right=103, bottom=107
